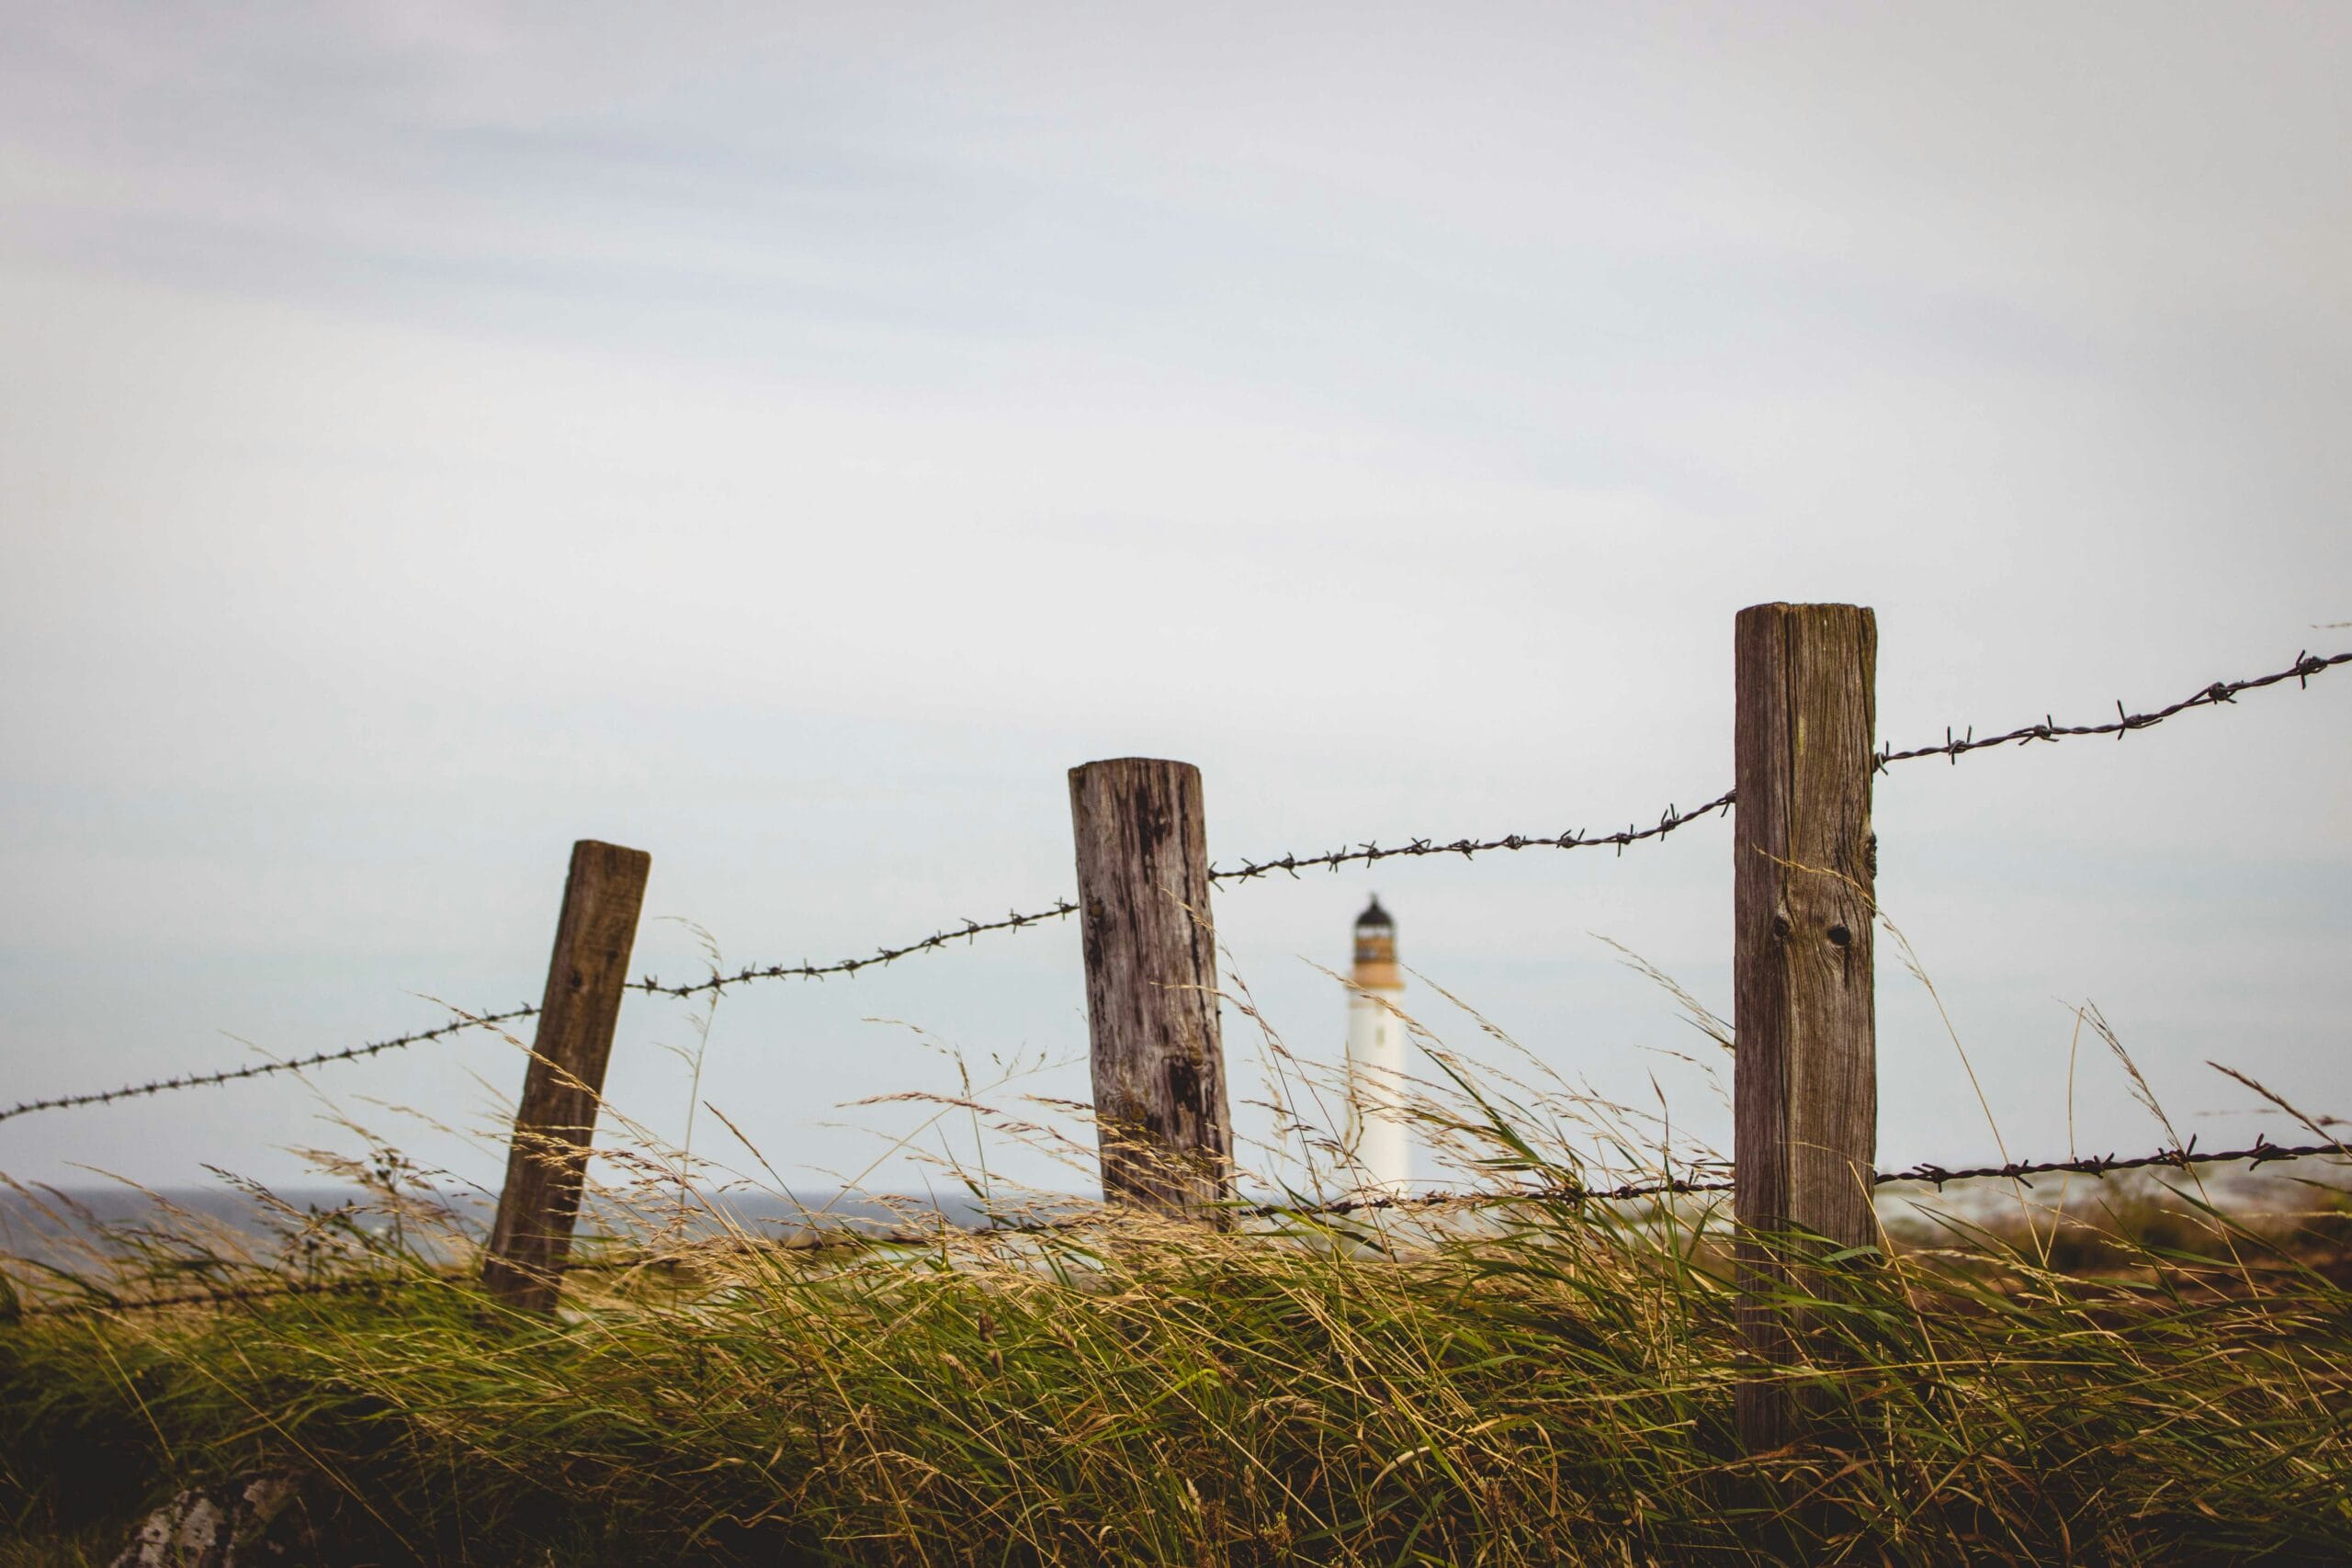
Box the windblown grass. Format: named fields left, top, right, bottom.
left=5, top=969, right=2349, bottom=1564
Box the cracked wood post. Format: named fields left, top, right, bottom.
left=1732, top=603, right=1879, bottom=1450
left=482, top=839, right=651, bottom=1313
left=1069, top=758, right=1235, bottom=1216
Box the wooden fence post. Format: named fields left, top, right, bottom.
left=1068, top=758, right=1234, bottom=1215
left=1732, top=603, right=1879, bottom=1450
left=482, top=839, right=652, bottom=1313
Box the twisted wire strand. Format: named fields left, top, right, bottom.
left=6, top=1272, right=441, bottom=1321
left=1869, top=1138, right=2344, bottom=1190
left=15, top=1140, right=2340, bottom=1318
left=1204, top=791, right=1737, bottom=882
left=0, top=1007, right=541, bottom=1125
left=1876, top=649, right=2349, bottom=767
left=6, top=649, right=2342, bottom=1124
left=626, top=900, right=1080, bottom=1001
left=1239, top=1136, right=2349, bottom=1216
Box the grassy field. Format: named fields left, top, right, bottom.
left=5, top=1001, right=2350, bottom=1564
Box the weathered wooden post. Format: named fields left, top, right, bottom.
left=483, top=839, right=652, bottom=1313
left=1732, top=603, right=1879, bottom=1450
left=1068, top=758, right=1234, bottom=1215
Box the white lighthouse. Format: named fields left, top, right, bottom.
left=1343, top=896, right=1412, bottom=1193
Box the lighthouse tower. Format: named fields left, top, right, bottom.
left=1343, top=896, right=1412, bottom=1193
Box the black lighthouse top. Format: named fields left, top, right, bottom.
left=1352, top=895, right=1398, bottom=976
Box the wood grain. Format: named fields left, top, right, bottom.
left=1731, top=603, right=1878, bottom=1449
left=1068, top=758, right=1234, bottom=1215
left=482, top=839, right=651, bottom=1313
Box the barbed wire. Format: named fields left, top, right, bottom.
left=1243, top=1174, right=1736, bottom=1218
left=6, top=647, right=2342, bottom=1126
left=627, top=901, right=1080, bottom=1001
left=6, top=1271, right=440, bottom=1321
left=1248, top=1136, right=2349, bottom=1214
left=1877, top=649, right=2348, bottom=768
left=4, top=799, right=1727, bottom=1122
left=1206, top=791, right=1739, bottom=882
left=17, top=1141, right=2342, bottom=1318
left=3, top=1252, right=700, bottom=1321
left=627, top=789, right=1746, bottom=1000
left=1870, top=1138, right=2344, bottom=1190
left=0, top=1006, right=542, bottom=1126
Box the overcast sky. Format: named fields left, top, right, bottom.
left=2, top=2, right=2346, bottom=1206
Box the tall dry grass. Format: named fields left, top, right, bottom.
left=4, top=953, right=2349, bottom=1564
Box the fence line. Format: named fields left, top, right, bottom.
left=0, top=1006, right=543, bottom=1125
left=6, top=1273, right=435, bottom=1321
left=9, top=617, right=2346, bottom=1459
left=13, top=1136, right=2345, bottom=1322
left=1875, top=649, right=2349, bottom=767
left=1208, top=790, right=1739, bottom=881
left=2, top=642, right=2342, bottom=1131
left=1871, top=1137, right=2348, bottom=1189
left=628, top=899, right=1081, bottom=1000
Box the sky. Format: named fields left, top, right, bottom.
left=2, top=2, right=2346, bottom=1207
